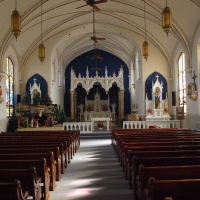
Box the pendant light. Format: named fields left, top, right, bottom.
left=11, top=0, right=21, bottom=40
left=38, top=0, right=45, bottom=63
left=142, top=0, right=149, bottom=61
left=162, top=0, right=172, bottom=36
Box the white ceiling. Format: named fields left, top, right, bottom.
left=0, top=0, right=199, bottom=69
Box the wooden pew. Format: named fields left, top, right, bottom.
left=127, top=149, right=200, bottom=190
left=0, top=147, right=62, bottom=181
left=0, top=179, right=28, bottom=200
left=0, top=158, right=50, bottom=200
left=138, top=165, right=200, bottom=200
left=147, top=177, right=200, bottom=200
left=0, top=142, right=66, bottom=173
left=0, top=167, right=41, bottom=200
left=132, top=156, right=200, bottom=200
left=0, top=152, right=56, bottom=191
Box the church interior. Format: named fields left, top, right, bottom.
left=0, top=0, right=200, bottom=199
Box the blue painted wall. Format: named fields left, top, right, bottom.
left=65, top=49, right=130, bottom=118
left=145, top=72, right=168, bottom=100
left=26, top=73, right=48, bottom=101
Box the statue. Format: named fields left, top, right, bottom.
left=154, top=89, right=160, bottom=109
left=111, top=103, right=117, bottom=112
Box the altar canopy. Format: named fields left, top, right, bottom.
left=145, top=74, right=170, bottom=121
left=70, top=66, right=125, bottom=122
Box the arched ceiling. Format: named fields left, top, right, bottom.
left=0, top=0, right=199, bottom=70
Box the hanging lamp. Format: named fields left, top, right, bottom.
left=38, top=0, right=45, bottom=63
left=162, top=0, right=172, bottom=36
left=11, top=0, right=21, bottom=40
left=142, top=0, right=149, bottom=61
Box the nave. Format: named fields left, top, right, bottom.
left=49, top=132, right=132, bottom=200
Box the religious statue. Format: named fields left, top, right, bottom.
left=154, top=89, right=160, bottom=109
left=111, top=103, right=117, bottom=112
left=78, top=104, right=84, bottom=113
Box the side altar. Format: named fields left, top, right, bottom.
left=145, top=74, right=170, bottom=121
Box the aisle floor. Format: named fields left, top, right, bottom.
left=49, top=136, right=133, bottom=200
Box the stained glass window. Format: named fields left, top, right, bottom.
left=178, top=53, right=186, bottom=113
left=6, top=57, right=14, bottom=117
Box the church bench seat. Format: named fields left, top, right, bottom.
left=132, top=156, right=200, bottom=200
left=127, top=149, right=200, bottom=189
left=0, top=152, right=56, bottom=191
left=0, top=167, right=41, bottom=200
left=138, top=165, right=200, bottom=200
left=147, top=177, right=200, bottom=200
left=0, top=138, right=71, bottom=166
left=0, top=142, right=66, bottom=173
left=1, top=130, right=80, bottom=159
left=0, top=179, right=29, bottom=200
left=0, top=147, right=62, bottom=182
left=0, top=158, right=50, bottom=200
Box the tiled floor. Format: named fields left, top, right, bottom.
left=49, top=132, right=132, bottom=200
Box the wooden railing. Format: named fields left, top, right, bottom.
left=123, top=120, right=180, bottom=129
left=63, top=122, right=93, bottom=133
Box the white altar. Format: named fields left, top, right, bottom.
left=71, top=66, right=124, bottom=122
left=145, top=74, right=171, bottom=121
left=91, top=117, right=111, bottom=130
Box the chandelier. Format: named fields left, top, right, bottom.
left=11, top=0, right=21, bottom=40
left=142, top=0, right=149, bottom=61
left=38, top=0, right=45, bottom=63
left=162, top=0, right=172, bottom=36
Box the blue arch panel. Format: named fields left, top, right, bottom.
left=145, top=72, right=168, bottom=100
left=26, top=73, right=48, bottom=101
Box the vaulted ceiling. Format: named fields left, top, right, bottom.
left=0, top=0, right=199, bottom=69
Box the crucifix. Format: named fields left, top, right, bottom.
left=192, top=71, right=197, bottom=83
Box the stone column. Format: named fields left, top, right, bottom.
left=74, top=92, right=77, bottom=121
left=70, top=91, right=75, bottom=120
left=120, top=90, right=124, bottom=120
left=118, top=91, right=121, bottom=124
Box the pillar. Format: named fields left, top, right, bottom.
left=70, top=91, right=75, bottom=120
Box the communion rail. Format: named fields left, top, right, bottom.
left=123, top=120, right=180, bottom=129
left=63, top=122, right=93, bottom=133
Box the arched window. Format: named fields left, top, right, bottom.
left=178, top=53, right=186, bottom=113
left=6, top=57, right=14, bottom=117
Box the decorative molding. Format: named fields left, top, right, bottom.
left=70, top=66, right=124, bottom=94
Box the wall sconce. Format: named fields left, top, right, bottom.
left=0, top=72, right=4, bottom=82
left=132, top=84, right=135, bottom=89
left=20, top=80, right=23, bottom=84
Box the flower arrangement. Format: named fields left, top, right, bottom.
left=86, top=103, right=93, bottom=111
left=147, top=108, right=152, bottom=113
left=97, top=121, right=104, bottom=128
left=163, top=108, right=168, bottom=113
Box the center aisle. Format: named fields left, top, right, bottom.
left=49, top=131, right=132, bottom=200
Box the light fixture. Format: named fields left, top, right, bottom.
left=142, top=0, right=149, bottom=61
left=11, top=0, right=21, bottom=40
left=38, top=0, right=45, bottom=63
left=162, top=0, right=172, bottom=36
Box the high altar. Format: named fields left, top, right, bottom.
left=145, top=74, right=171, bottom=121
left=70, top=66, right=125, bottom=122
